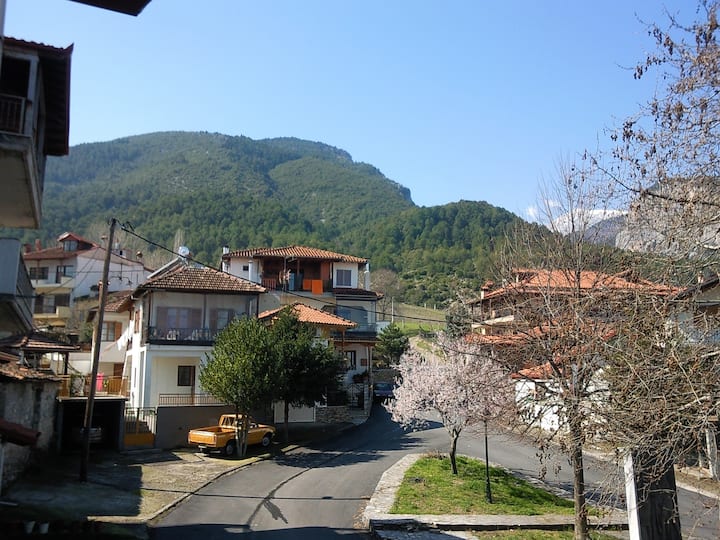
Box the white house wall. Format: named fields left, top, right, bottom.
left=332, top=262, right=359, bottom=288
left=145, top=350, right=207, bottom=409
left=72, top=252, right=104, bottom=298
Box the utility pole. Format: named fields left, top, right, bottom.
left=80, top=218, right=116, bottom=481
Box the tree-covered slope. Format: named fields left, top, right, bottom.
left=7, top=131, right=522, bottom=306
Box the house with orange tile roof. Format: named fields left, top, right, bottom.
left=22, top=232, right=151, bottom=330
left=124, top=257, right=267, bottom=410
left=468, top=268, right=678, bottom=339
left=258, top=302, right=360, bottom=423
left=467, top=268, right=678, bottom=432
left=222, top=245, right=384, bottom=405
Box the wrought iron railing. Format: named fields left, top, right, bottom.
left=125, top=407, right=156, bottom=434
left=157, top=393, right=225, bottom=406
left=148, top=326, right=216, bottom=342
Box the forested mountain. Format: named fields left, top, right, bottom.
left=7, top=131, right=522, bottom=307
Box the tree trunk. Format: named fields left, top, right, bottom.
left=284, top=400, right=290, bottom=443
left=240, top=413, right=249, bottom=457
left=449, top=432, right=459, bottom=475
left=569, top=415, right=589, bottom=540
left=234, top=407, right=241, bottom=458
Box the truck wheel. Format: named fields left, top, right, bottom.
left=224, top=440, right=236, bottom=456
left=261, top=433, right=272, bottom=447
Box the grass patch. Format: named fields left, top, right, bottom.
left=391, top=454, right=575, bottom=516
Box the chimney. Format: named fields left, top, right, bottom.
left=35, top=239, right=42, bottom=251
left=24, top=243, right=32, bottom=254
left=221, top=246, right=230, bottom=272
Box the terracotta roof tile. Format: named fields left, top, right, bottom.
left=0, top=331, right=79, bottom=353
left=0, top=361, right=60, bottom=382
left=140, top=264, right=266, bottom=294
left=512, top=361, right=561, bottom=380
left=473, top=268, right=678, bottom=304
left=225, top=245, right=367, bottom=264
left=259, top=303, right=357, bottom=329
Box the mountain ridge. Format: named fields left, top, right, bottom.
left=8, top=131, right=522, bottom=306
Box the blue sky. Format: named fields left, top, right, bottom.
left=5, top=0, right=696, bottom=219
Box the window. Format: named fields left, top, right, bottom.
left=63, top=239, right=78, bottom=251
left=210, top=309, right=235, bottom=331
left=34, top=294, right=69, bottom=314
left=29, top=266, right=48, bottom=280
left=156, top=307, right=202, bottom=330
left=335, top=269, right=352, bottom=287
left=55, top=265, right=74, bottom=282
left=242, top=265, right=249, bottom=272
left=177, top=365, right=196, bottom=387
left=101, top=321, right=120, bottom=341
left=345, top=351, right=357, bottom=370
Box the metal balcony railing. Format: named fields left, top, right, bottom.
left=158, top=393, right=224, bottom=406
left=148, top=327, right=216, bottom=342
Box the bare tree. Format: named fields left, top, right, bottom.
left=485, top=157, right=690, bottom=539
left=371, top=268, right=404, bottom=319
left=487, top=152, right=720, bottom=537
left=386, top=333, right=512, bottom=476
left=605, top=0, right=720, bottom=270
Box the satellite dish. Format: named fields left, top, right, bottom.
left=178, top=246, right=191, bottom=258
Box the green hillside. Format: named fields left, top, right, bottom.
left=6, top=131, right=522, bottom=307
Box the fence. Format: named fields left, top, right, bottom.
left=158, top=393, right=225, bottom=406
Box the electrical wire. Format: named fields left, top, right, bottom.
left=117, top=220, right=447, bottom=326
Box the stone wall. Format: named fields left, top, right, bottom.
left=315, top=405, right=351, bottom=423
left=0, top=380, right=59, bottom=491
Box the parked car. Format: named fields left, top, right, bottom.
left=187, top=414, right=275, bottom=456
left=373, top=382, right=396, bottom=403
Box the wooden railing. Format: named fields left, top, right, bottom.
left=58, top=375, right=128, bottom=398
left=0, top=94, right=25, bottom=134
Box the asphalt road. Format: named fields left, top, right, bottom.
left=150, top=405, right=720, bottom=539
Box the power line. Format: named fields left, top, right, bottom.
left=118, top=221, right=447, bottom=326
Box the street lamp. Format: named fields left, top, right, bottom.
left=484, top=409, right=492, bottom=503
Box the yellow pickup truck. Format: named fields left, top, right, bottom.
left=187, top=414, right=276, bottom=456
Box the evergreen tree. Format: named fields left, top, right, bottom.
left=374, top=323, right=409, bottom=368
left=200, top=317, right=278, bottom=456
left=270, top=307, right=341, bottom=442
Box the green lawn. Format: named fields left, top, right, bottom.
left=391, top=454, right=575, bottom=516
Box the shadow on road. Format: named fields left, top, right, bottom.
left=273, top=405, right=442, bottom=470
left=151, top=523, right=371, bottom=539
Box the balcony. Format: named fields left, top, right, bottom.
left=158, top=393, right=224, bottom=406
left=0, top=39, right=72, bottom=229
left=147, top=326, right=217, bottom=345
left=57, top=375, right=128, bottom=398
left=332, top=322, right=380, bottom=341
left=0, top=238, right=34, bottom=335
left=261, top=277, right=331, bottom=294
